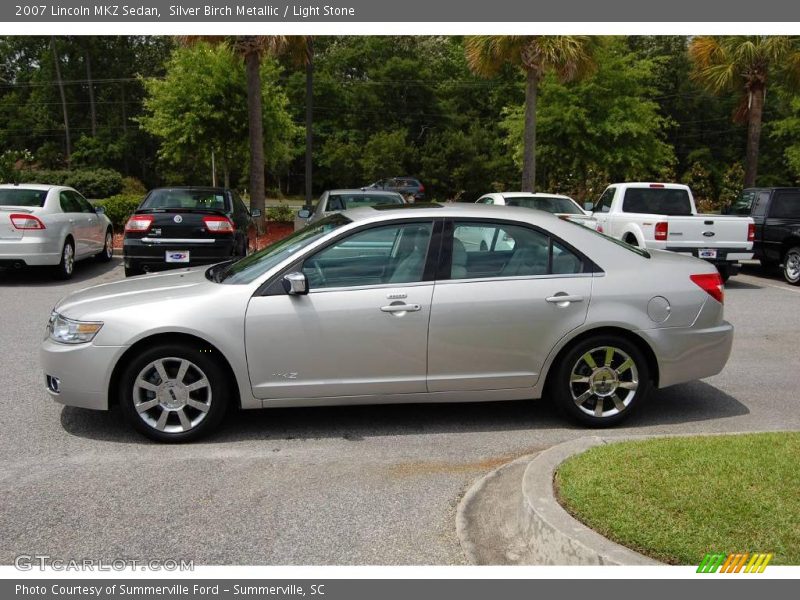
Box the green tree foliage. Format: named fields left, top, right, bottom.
left=500, top=38, right=674, bottom=201
left=138, top=43, right=300, bottom=189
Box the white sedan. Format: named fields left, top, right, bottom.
left=476, top=192, right=599, bottom=229
left=0, top=184, right=114, bottom=279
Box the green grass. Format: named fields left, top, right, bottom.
left=554, top=432, right=800, bottom=565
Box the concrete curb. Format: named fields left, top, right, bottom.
left=456, top=453, right=539, bottom=565
left=518, top=436, right=660, bottom=565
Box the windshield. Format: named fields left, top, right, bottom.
left=0, top=188, right=47, bottom=207
left=214, top=214, right=351, bottom=284
left=505, top=196, right=583, bottom=214
left=141, top=189, right=228, bottom=212
left=328, top=193, right=404, bottom=211
left=621, top=188, right=693, bottom=216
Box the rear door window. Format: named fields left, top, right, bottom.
left=59, top=191, right=81, bottom=213
left=768, top=191, right=800, bottom=218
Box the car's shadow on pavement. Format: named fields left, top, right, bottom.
left=60, top=380, right=749, bottom=445
left=0, top=257, right=121, bottom=287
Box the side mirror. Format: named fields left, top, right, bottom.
left=298, top=208, right=311, bottom=220
left=250, top=208, right=262, bottom=218
left=282, top=271, right=308, bottom=295
left=583, top=202, right=594, bottom=212
left=94, top=206, right=105, bottom=214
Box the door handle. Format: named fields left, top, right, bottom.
left=546, top=294, right=584, bottom=304
left=380, top=303, right=422, bottom=313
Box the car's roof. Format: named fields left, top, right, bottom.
left=0, top=183, right=67, bottom=191
left=343, top=202, right=567, bottom=224
left=328, top=189, right=403, bottom=195
left=489, top=192, right=574, bottom=200
left=149, top=186, right=228, bottom=192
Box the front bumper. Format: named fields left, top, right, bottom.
left=40, top=338, right=124, bottom=410
left=637, top=320, right=734, bottom=389
left=123, top=237, right=236, bottom=272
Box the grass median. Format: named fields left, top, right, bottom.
left=554, top=432, right=800, bottom=565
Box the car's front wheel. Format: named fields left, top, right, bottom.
left=551, top=335, right=652, bottom=427
left=118, top=343, right=230, bottom=442
left=783, top=246, right=800, bottom=285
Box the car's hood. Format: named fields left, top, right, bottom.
left=55, top=267, right=216, bottom=320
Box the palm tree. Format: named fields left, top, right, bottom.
left=178, top=36, right=302, bottom=227
left=465, top=36, right=598, bottom=191
left=689, top=36, right=800, bottom=187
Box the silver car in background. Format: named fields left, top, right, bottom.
left=299, top=189, right=405, bottom=224
left=0, top=184, right=114, bottom=279
left=41, top=204, right=733, bottom=442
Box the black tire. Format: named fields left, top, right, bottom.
left=717, top=266, right=730, bottom=283
left=124, top=263, right=144, bottom=277
left=118, top=343, right=230, bottom=443
left=96, top=228, right=114, bottom=262
left=550, top=334, right=652, bottom=428
left=783, top=246, right=800, bottom=285
left=624, top=234, right=639, bottom=247
left=53, top=238, right=75, bottom=280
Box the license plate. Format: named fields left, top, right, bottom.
left=698, top=249, right=717, bottom=259
left=165, top=250, right=190, bottom=263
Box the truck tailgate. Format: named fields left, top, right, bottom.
left=665, top=215, right=752, bottom=250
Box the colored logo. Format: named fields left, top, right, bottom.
left=697, top=552, right=773, bottom=573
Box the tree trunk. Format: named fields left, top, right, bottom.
left=744, top=86, right=764, bottom=188
left=521, top=68, right=539, bottom=192
left=245, top=51, right=266, bottom=229
left=83, top=39, right=97, bottom=137
left=304, top=37, right=314, bottom=211
left=50, top=37, right=71, bottom=166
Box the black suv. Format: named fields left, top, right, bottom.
left=123, top=187, right=257, bottom=277
left=366, top=177, right=426, bottom=201
left=726, top=187, right=800, bottom=284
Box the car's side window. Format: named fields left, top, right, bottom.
left=72, top=192, right=95, bottom=214
left=477, top=197, right=494, bottom=205
left=595, top=187, right=614, bottom=213
left=303, top=222, right=433, bottom=289
left=450, top=221, right=583, bottom=279
left=59, top=191, right=80, bottom=214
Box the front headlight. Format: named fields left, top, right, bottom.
left=47, top=311, right=103, bottom=344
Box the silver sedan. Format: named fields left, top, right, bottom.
left=40, top=204, right=733, bottom=442
left=0, top=184, right=114, bottom=279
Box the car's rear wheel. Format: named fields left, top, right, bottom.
left=717, top=265, right=730, bottom=283
left=96, top=229, right=113, bottom=262
left=551, top=335, right=651, bottom=427
left=119, top=343, right=230, bottom=442
left=124, top=262, right=144, bottom=277
left=783, top=246, right=800, bottom=285
left=53, top=239, right=75, bottom=280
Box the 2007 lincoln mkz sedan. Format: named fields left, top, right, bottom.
left=41, top=203, right=733, bottom=442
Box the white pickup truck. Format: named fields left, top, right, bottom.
left=586, top=182, right=755, bottom=280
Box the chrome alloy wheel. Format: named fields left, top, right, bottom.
left=132, top=357, right=212, bottom=433
left=785, top=249, right=800, bottom=283
left=104, top=231, right=113, bottom=259
left=63, top=242, right=74, bottom=275
left=569, top=346, right=639, bottom=418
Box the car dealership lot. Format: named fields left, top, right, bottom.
left=1, top=259, right=798, bottom=565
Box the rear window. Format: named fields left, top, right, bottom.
left=621, top=188, right=693, bottom=216
left=141, top=189, right=228, bottom=211
left=769, top=192, right=800, bottom=218
left=505, top=196, right=582, bottom=214
left=328, top=194, right=404, bottom=210
left=0, top=188, right=47, bottom=207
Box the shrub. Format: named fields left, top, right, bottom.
left=94, top=194, right=144, bottom=230
left=121, top=176, right=147, bottom=195
left=14, top=168, right=124, bottom=199
left=266, top=204, right=295, bottom=222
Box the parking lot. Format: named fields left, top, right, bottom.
left=1, top=259, right=798, bottom=565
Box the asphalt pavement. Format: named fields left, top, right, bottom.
left=0, top=259, right=798, bottom=565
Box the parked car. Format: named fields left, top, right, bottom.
left=586, top=182, right=754, bottom=281
left=366, top=177, right=425, bottom=201
left=724, top=187, right=800, bottom=285
left=122, top=187, right=257, bottom=277
left=475, top=192, right=599, bottom=229
left=41, top=203, right=733, bottom=442
left=299, top=189, right=405, bottom=224
left=0, top=184, right=113, bottom=279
